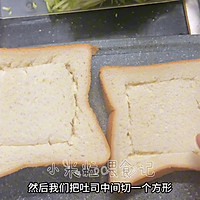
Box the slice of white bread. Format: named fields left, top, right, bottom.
left=0, top=44, right=110, bottom=177
left=100, top=60, right=200, bottom=185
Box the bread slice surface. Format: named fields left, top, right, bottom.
left=100, top=59, right=200, bottom=185
left=0, top=44, right=110, bottom=177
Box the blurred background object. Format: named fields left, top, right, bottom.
left=183, top=0, right=200, bottom=34
left=0, top=1, right=189, bottom=47
left=0, top=0, right=179, bottom=19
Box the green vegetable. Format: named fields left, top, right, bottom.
left=2, top=6, right=12, bottom=15
left=44, top=0, right=144, bottom=12
left=32, top=2, right=37, bottom=9
left=44, top=0, right=104, bottom=12
left=136, top=0, right=148, bottom=3
left=2, top=7, right=11, bottom=12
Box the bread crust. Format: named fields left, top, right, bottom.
left=99, top=59, right=200, bottom=185
left=0, top=44, right=110, bottom=178
left=0, top=43, right=94, bottom=53
left=100, top=57, right=200, bottom=71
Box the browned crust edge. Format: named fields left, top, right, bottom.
left=0, top=44, right=110, bottom=178
left=100, top=57, right=200, bottom=72
left=99, top=58, right=200, bottom=186
left=84, top=44, right=110, bottom=166
left=0, top=43, right=91, bottom=52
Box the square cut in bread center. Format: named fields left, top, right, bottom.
left=126, top=79, right=200, bottom=154
left=0, top=63, right=76, bottom=146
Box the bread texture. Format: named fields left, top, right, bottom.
left=100, top=60, right=200, bottom=185
left=0, top=44, right=110, bottom=177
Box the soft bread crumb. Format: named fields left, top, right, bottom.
left=0, top=44, right=110, bottom=178
left=126, top=79, right=200, bottom=154
left=0, top=64, right=75, bottom=146
left=100, top=60, right=200, bottom=184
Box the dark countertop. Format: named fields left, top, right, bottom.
left=0, top=1, right=188, bottom=48
left=1, top=34, right=200, bottom=200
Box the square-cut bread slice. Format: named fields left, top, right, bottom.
left=100, top=60, right=200, bottom=185
left=0, top=44, right=110, bottom=177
